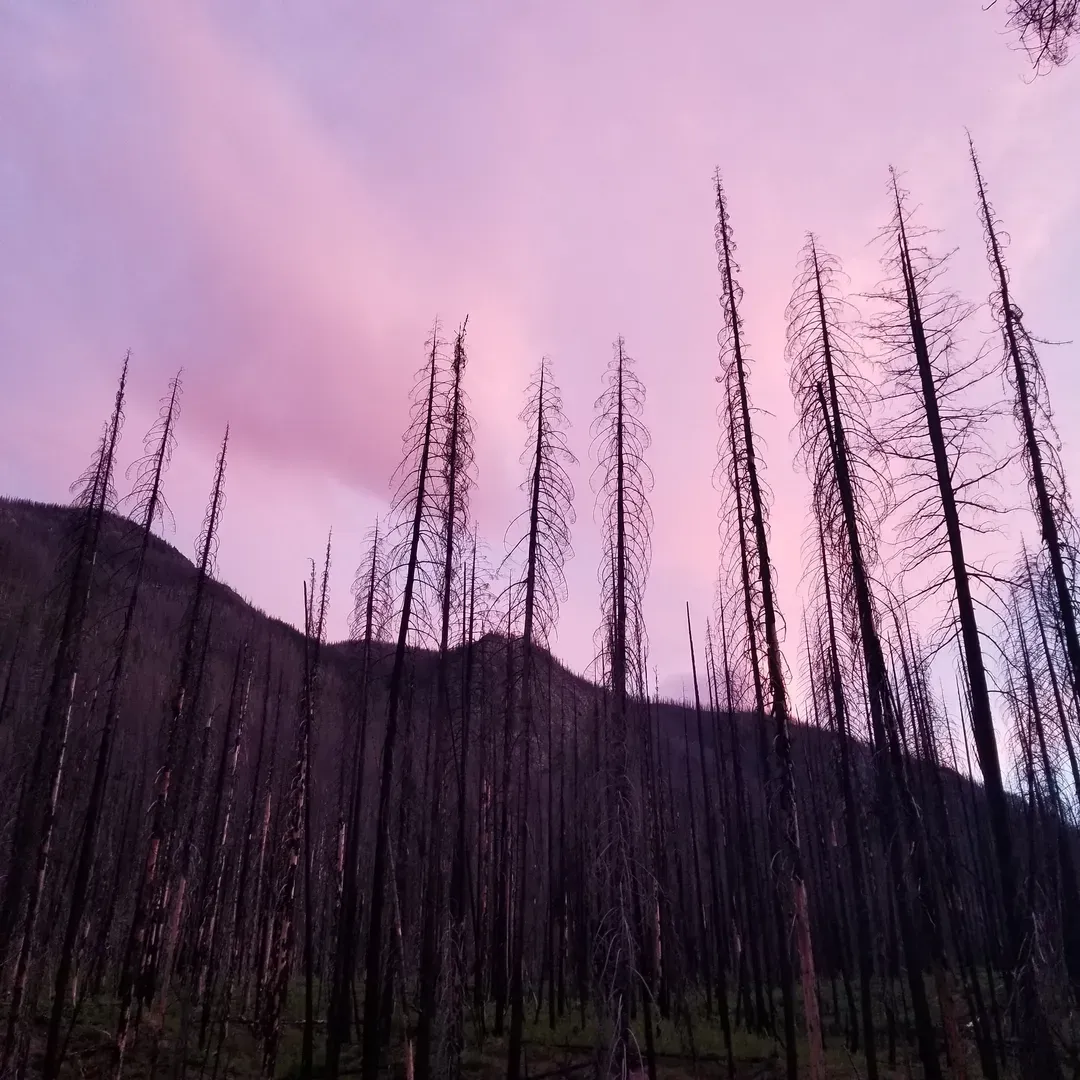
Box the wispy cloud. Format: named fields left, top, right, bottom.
left=2, top=0, right=1077, bottom=673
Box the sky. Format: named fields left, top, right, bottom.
left=1, top=1, right=1078, bottom=701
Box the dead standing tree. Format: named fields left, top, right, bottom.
left=787, top=235, right=945, bottom=1080
left=720, top=315, right=794, bottom=1065
left=361, top=323, right=449, bottom=1080
left=504, top=356, right=576, bottom=1080
left=325, top=520, right=394, bottom=1078
left=42, top=370, right=182, bottom=1079
left=869, top=171, right=1061, bottom=1077
left=970, top=141, right=1080, bottom=738
left=114, top=425, right=230, bottom=1075
left=972, top=140, right=1080, bottom=1011
left=416, top=318, right=475, bottom=1080
left=590, top=338, right=656, bottom=1080
left=260, top=540, right=330, bottom=1079
left=1, top=357, right=128, bottom=1074
left=714, top=172, right=826, bottom=1080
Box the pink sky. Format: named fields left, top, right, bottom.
left=1, top=2, right=1078, bottom=698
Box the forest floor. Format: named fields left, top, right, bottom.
left=14, top=991, right=947, bottom=1079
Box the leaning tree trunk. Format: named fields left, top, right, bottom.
left=361, top=328, right=444, bottom=1080
left=888, top=179, right=1057, bottom=1076
left=715, top=174, right=824, bottom=1080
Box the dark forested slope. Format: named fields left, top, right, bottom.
left=0, top=496, right=1044, bottom=1079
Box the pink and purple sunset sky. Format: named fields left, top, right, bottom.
left=1, top=2, right=1078, bottom=699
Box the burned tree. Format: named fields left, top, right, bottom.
left=1, top=357, right=128, bottom=1073
left=505, top=356, right=576, bottom=1080
left=325, top=520, right=393, bottom=1077
left=590, top=337, right=655, bottom=1080
left=360, top=323, right=448, bottom=1080
left=42, top=371, right=181, bottom=1079
left=714, top=172, right=825, bottom=1080
left=787, top=234, right=943, bottom=1080
left=261, top=540, right=330, bottom=1078
left=416, top=318, right=475, bottom=1080
left=971, top=141, right=1080, bottom=730
left=114, top=424, right=230, bottom=1074
left=869, top=170, right=1060, bottom=1076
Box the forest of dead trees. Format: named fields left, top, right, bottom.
left=2, top=142, right=1080, bottom=1080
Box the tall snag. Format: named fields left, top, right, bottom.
left=1, top=357, right=128, bottom=1072
left=721, top=316, right=792, bottom=1064
left=787, top=235, right=942, bottom=1079
left=325, top=520, right=393, bottom=1077
left=590, top=338, right=655, bottom=1080
left=971, top=142, right=1080, bottom=736
left=714, top=172, right=825, bottom=1080
left=361, top=323, right=448, bottom=1080
left=261, top=540, right=330, bottom=1078
left=42, top=371, right=181, bottom=1079
left=870, top=171, right=1060, bottom=1076
left=416, top=318, right=475, bottom=1080
left=114, top=425, right=229, bottom=1074
left=505, top=357, right=576, bottom=1080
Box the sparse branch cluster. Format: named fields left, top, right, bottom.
left=999, top=0, right=1080, bottom=67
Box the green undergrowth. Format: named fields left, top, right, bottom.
left=10, top=986, right=991, bottom=1078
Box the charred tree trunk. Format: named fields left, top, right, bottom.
left=715, top=174, right=824, bottom=1080
left=361, top=328, right=445, bottom=1080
